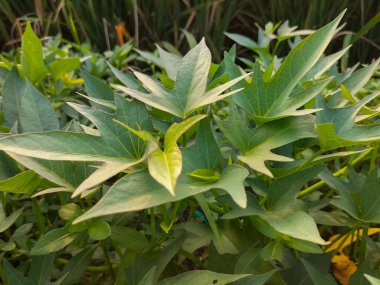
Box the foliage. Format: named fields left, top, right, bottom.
left=0, top=1, right=379, bottom=64
left=0, top=11, right=379, bottom=285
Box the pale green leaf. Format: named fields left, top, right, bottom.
left=88, top=219, right=111, bottom=240
left=74, top=165, right=248, bottom=223
left=31, top=228, right=78, bottom=255
left=159, top=270, right=250, bottom=285
left=49, top=58, right=80, bottom=80
left=0, top=170, right=41, bottom=194
left=113, top=38, right=248, bottom=118
left=21, top=22, right=48, bottom=83
left=148, top=114, right=206, bottom=194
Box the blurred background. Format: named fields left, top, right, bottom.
left=0, top=0, right=379, bottom=64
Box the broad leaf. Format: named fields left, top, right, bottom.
left=112, top=38, right=249, bottom=118
left=0, top=96, right=151, bottom=196
left=75, top=165, right=248, bottom=223
left=225, top=12, right=344, bottom=122
left=325, top=169, right=380, bottom=223
left=2, top=69, right=59, bottom=132
left=316, top=92, right=380, bottom=150
left=215, top=104, right=317, bottom=176
left=7, top=153, right=96, bottom=190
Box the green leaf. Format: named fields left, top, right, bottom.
left=260, top=241, right=283, bottom=261
left=281, top=254, right=334, bottom=285
left=21, top=21, right=48, bottom=83
left=148, top=114, right=206, bottom=195
left=61, top=247, right=95, bottom=285
left=159, top=271, right=251, bottom=285
left=287, top=238, right=322, bottom=254
left=2, top=69, right=59, bottom=132
left=301, top=259, right=337, bottom=285
left=126, top=236, right=185, bottom=285
left=0, top=96, right=151, bottom=195
left=0, top=170, right=41, bottom=194
left=110, top=226, right=150, bottom=251
left=156, top=45, right=182, bottom=80
left=30, top=253, right=55, bottom=285
left=265, top=211, right=326, bottom=244
left=215, top=104, right=317, bottom=176
left=74, top=165, right=248, bottom=223
left=224, top=32, right=263, bottom=51
left=0, top=208, right=23, bottom=233
left=49, top=58, right=81, bottom=80
left=182, top=118, right=221, bottom=172
left=138, top=266, right=157, bottom=285
left=7, top=153, right=96, bottom=190
left=31, top=228, right=79, bottom=255
left=112, top=38, right=249, bottom=118
left=266, top=166, right=324, bottom=211
left=316, top=92, right=380, bottom=150
left=19, top=81, right=60, bottom=132
left=231, top=270, right=276, bottom=285
left=336, top=59, right=380, bottom=100
left=3, top=259, right=34, bottom=285
left=88, top=219, right=111, bottom=240
left=302, top=46, right=351, bottom=81
left=59, top=203, right=81, bottom=221
left=81, top=70, right=114, bottom=102
left=225, top=12, right=344, bottom=122
left=187, top=169, right=220, bottom=182
left=326, top=169, right=380, bottom=223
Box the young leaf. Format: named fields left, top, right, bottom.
left=88, top=219, right=111, bottom=240
left=148, top=114, right=206, bottom=195
left=21, top=21, right=48, bottom=83
left=49, top=58, right=81, bottom=80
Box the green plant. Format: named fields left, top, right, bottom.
left=0, top=10, right=379, bottom=285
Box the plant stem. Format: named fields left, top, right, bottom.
left=57, top=258, right=118, bottom=272
left=102, top=241, right=115, bottom=280
left=298, top=149, right=371, bottom=197
left=150, top=208, right=156, bottom=242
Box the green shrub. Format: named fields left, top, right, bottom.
left=0, top=10, right=379, bottom=285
